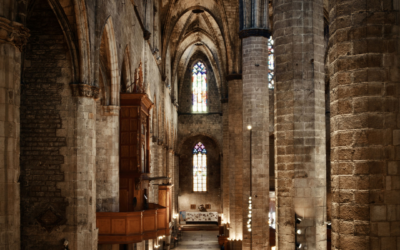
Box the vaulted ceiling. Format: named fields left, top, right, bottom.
left=160, top=0, right=241, bottom=101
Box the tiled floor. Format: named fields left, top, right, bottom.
left=174, top=231, right=220, bottom=250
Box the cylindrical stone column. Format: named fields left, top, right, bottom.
left=96, top=104, right=119, bottom=212
left=168, top=149, right=175, bottom=217
left=240, top=35, right=270, bottom=250
left=96, top=104, right=119, bottom=250
left=149, top=139, right=159, bottom=204
left=222, top=100, right=230, bottom=223
left=273, top=0, right=326, bottom=249
left=174, top=154, right=179, bottom=215
left=71, top=94, right=98, bottom=249
left=228, top=77, right=243, bottom=240
left=329, top=1, right=400, bottom=249
left=0, top=10, right=29, bottom=250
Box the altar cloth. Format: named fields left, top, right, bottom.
left=186, top=212, right=218, bottom=222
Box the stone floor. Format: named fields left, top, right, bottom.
left=174, top=231, right=220, bottom=250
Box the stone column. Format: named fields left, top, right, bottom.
left=96, top=104, right=119, bottom=212
left=222, top=100, right=230, bottom=223
left=239, top=1, right=271, bottom=248
left=228, top=76, right=243, bottom=240
left=174, top=154, right=179, bottom=215
left=273, top=0, right=326, bottom=249
left=239, top=35, right=270, bottom=250
left=96, top=104, right=119, bottom=250
left=66, top=85, right=99, bottom=249
left=329, top=1, right=400, bottom=249
left=154, top=143, right=164, bottom=203
left=0, top=15, right=29, bottom=250
left=149, top=138, right=159, bottom=204
left=168, top=149, right=175, bottom=215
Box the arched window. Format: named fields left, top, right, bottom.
left=193, top=142, right=207, bottom=192
left=192, top=62, right=207, bottom=112
left=268, top=37, right=275, bottom=89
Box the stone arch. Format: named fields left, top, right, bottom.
left=177, top=46, right=222, bottom=103
left=27, top=0, right=81, bottom=83
left=177, top=133, right=221, bottom=156
left=73, top=0, right=91, bottom=84
left=161, top=5, right=233, bottom=74
left=121, top=46, right=133, bottom=93
left=99, top=17, right=120, bottom=106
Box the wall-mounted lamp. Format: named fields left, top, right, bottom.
left=247, top=125, right=252, bottom=130
left=296, top=229, right=302, bottom=234
left=296, top=243, right=302, bottom=249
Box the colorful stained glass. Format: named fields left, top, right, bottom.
left=192, top=62, right=207, bottom=112
left=193, top=142, right=207, bottom=192
left=268, top=38, right=275, bottom=89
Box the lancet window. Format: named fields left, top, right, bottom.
left=193, top=142, right=207, bottom=192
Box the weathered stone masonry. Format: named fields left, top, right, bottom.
left=21, top=1, right=70, bottom=248
left=274, top=0, right=327, bottom=249
left=329, top=0, right=400, bottom=249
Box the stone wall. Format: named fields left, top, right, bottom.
left=178, top=135, right=221, bottom=213
left=20, top=1, right=71, bottom=248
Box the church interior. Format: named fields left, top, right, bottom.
left=1, top=0, right=400, bottom=249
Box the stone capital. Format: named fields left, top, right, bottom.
left=238, top=28, right=270, bottom=39
left=70, top=83, right=100, bottom=100
left=0, top=16, right=30, bottom=51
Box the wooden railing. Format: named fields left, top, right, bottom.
left=96, top=204, right=171, bottom=244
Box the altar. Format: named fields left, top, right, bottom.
left=185, top=212, right=218, bottom=224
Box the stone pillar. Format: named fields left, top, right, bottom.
left=240, top=35, right=270, bottom=250
left=96, top=104, right=119, bottom=212
left=329, top=1, right=400, bottom=249
left=0, top=15, right=29, bottom=250
left=96, top=104, right=119, bottom=250
left=168, top=149, right=175, bottom=215
left=174, top=154, right=179, bottom=214
left=222, top=100, right=230, bottom=223
left=228, top=76, right=243, bottom=240
left=273, top=0, right=326, bottom=248
left=67, top=85, right=99, bottom=249
left=149, top=139, right=159, bottom=204
left=239, top=1, right=271, bottom=248
left=154, top=143, right=164, bottom=203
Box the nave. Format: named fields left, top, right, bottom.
left=174, top=231, right=220, bottom=250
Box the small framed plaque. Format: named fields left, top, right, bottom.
left=190, top=204, right=196, bottom=209
left=205, top=204, right=211, bottom=209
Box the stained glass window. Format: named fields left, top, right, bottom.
left=192, top=62, right=207, bottom=112
left=193, top=142, right=207, bottom=192
left=268, top=37, right=275, bottom=89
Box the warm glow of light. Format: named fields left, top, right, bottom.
left=272, top=247, right=276, bottom=250
left=247, top=125, right=252, bottom=130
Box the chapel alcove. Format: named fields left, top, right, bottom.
left=178, top=135, right=221, bottom=213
